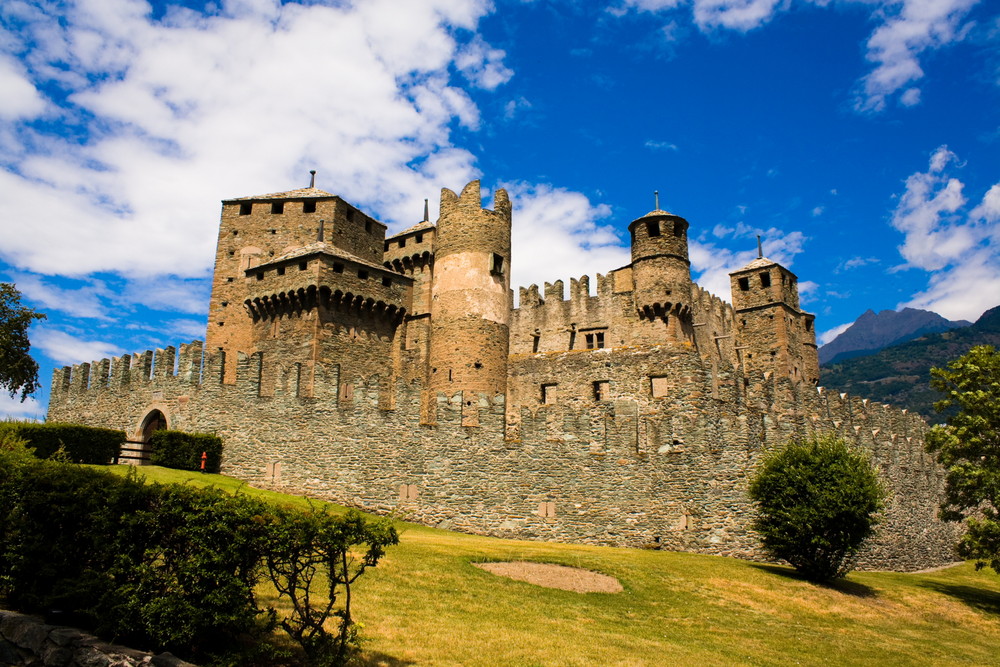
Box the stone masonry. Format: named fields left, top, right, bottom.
left=47, top=178, right=960, bottom=571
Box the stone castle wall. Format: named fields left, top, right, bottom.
left=48, top=338, right=958, bottom=572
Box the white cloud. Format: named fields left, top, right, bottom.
left=504, top=182, right=630, bottom=300
left=0, top=0, right=506, bottom=285
left=818, top=321, right=852, bottom=346
left=855, top=0, right=979, bottom=112
left=892, top=147, right=1000, bottom=320
left=7, top=273, right=112, bottom=320
left=0, top=393, right=45, bottom=421
left=32, top=328, right=123, bottom=366
left=0, top=55, right=46, bottom=120
left=619, top=0, right=984, bottom=111
left=645, top=139, right=679, bottom=151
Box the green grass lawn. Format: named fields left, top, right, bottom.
left=110, top=466, right=1000, bottom=666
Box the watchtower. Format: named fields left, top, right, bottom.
left=427, top=180, right=512, bottom=397
left=729, top=254, right=818, bottom=383
left=627, top=202, right=694, bottom=342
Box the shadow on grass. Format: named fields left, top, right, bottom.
left=750, top=563, right=878, bottom=598
left=355, top=650, right=417, bottom=666
left=917, top=581, right=1000, bottom=616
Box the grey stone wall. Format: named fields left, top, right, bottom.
left=0, top=610, right=194, bottom=667
left=48, top=336, right=959, bottom=572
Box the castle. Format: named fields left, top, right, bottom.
left=47, top=178, right=959, bottom=570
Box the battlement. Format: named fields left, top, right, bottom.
left=515, top=272, right=614, bottom=309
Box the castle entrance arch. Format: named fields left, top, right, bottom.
left=120, top=408, right=169, bottom=465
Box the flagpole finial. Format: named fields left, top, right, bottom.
left=654, top=190, right=660, bottom=211
left=423, top=198, right=429, bottom=222
left=309, top=170, right=316, bottom=188
left=756, top=235, right=763, bottom=259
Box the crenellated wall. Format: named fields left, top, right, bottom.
left=48, top=337, right=958, bottom=572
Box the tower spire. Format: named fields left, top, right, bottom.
left=756, top=235, right=763, bottom=259
left=423, top=198, right=429, bottom=222
left=654, top=190, right=660, bottom=211
left=309, top=170, right=316, bottom=188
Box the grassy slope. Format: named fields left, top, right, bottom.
left=110, top=466, right=1000, bottom=667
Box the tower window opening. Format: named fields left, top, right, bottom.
left=474, top=361, right=482, bottom=369
left=738, top=277, right=750, bottom=291
left=646, top=221, right=660, bottom=238
left=270, top=229, right=277, bottom=235
left=333, top=263, right=344, bottom=273
left=271, top=202, right=284, bottom=214
left=399, top=238, right=406, bottom=248
left=227, top=277, right=234, bottom=283
left=345, top=209, right=355, bottom=222
left=277, top=267, right=285, bottom=276
left=542, top=383, right=558, bottom=404
left=491, top=253, right=504, bottom=275
left=303, top=201, right=316, bottom=213
left=358, top=269, right=369, bottom=280
left=228, top=250, right=235, bottom=257
left=232, top=230, right=238, bottom=236
left=256, top=272, right=264, bottom=281
left=532, top=334, right=540, bottom=353
left=365, top=220, right=372, bottom=233
left=585, top=332, right=606, bottom=349
left=760, top=271, right=771, bottom=288
left=415, top=233, right=423, bottom=243
left=299, top=261, right=307, bottom=271
left=806, top=320, right=813, bottom=332
left=673, top=221, right=684, bottom=237
left=382, top=276, right=392, bottom=287
left=239, top=202, right=252, bottom=215
left=384, top=242, right=390, bottom=251
left=593, top=380, right=609, bottom=401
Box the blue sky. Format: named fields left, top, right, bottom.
left=1, top=0, right=998, bottom=418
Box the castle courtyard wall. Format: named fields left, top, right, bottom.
left=47, top=340, right=959, bottom=572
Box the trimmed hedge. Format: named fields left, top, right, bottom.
left=149, top=430, right=223, bottom=473
left=0, top=422, right=123, bottom=464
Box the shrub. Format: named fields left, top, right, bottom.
left=0, top=450, right=398, bottom=665
left=748, top=435, right=888, bottom=582
left=0, top=422, right=123, bottom=464
left=149, top=430, right=223, bottom=473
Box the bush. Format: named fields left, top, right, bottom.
left=748, top=435, right=888, bottom=582
left=0, top=422, right=123, bottom=464
left=149, top=430, right=223, bottom=473
left=0, top=450, right=398, bottom=665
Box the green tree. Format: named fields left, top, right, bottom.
left=926, top=344, right=1000, bottom=573
left=0, top=283, right=45, bottom=402
left=748, top=435, right=888, bottom=582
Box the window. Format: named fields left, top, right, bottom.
left=538, top=501, right=556, bottom=518
left=346, top=209, right=355, bottom=222
left=399, top=238, right=406, bottom=248
left=239, top=202, right=252, bottom=215
left=358, top=269, right=369, bottom=280
left=593, top=380, right=609, bottom=401
left=271, top=202, right=284, bottom=214
left=333, top=263, right=344, bottom=273
left=277, top=267, right=285, bottom=276
left=256, top=272, right=264, bottom=281
left=673, top=220, right=684, bottom=237
left=491, top=253, right=504, bottom=275
left=232, top=230, right=238, bottom=236
left=651, top=376, right=670, bottom=398
left=382, top=276, right=392, bottom=287
left=227, top=277, right=234, bottom=283
left=415, top=233, right=423, bottom=243
left=585, top=332, right=605, bottom=349
left=365, top=220, right=372, bottom=233
left=303, top=200, right=316, bottom=213
left=532, top=334, right=540, bottom=353
left=646, top=220, right=660, bottom=237
left=299, top=261, right=307, bottom=271
left=760, top=271, right=771, bottom=288
left=542, top=383, right=558, bottom=404
left=384, top=242, right=390, bottom=252
left=738, top=277, right=750, bottom=291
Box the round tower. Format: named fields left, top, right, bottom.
left=628, top=206, right=694, bottom=337
left=427, top=180, right=512, bottom=396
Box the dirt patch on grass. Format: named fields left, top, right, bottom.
left=474, top=561, right=623, bottom=593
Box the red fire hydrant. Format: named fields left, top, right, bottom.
left=200, top=451, right=207, bottom=472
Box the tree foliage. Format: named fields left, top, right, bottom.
left=926, top=344, right=1000, bottom=573
left=0, top=283, right=45, bottom=402
left=748, top=435, right=888, bottom=582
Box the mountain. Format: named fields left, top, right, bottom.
left=818, top=307, right=971, bottom=365
left=818, top=305, right=1000, bottom=420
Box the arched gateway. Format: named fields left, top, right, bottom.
left=120, top=408, right=169, bottom=465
